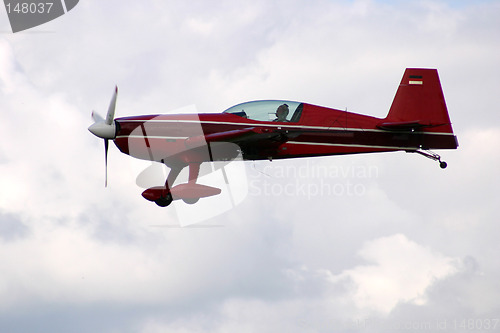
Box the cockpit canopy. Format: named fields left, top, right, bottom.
left=223, top=100, right=303, bottom=122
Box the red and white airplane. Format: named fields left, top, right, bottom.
left=89, top=68, right=458, bottom=207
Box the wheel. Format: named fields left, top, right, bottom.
left=155, top=193, right=173, bottom=207
left=182, top=197, right=200, bottom=205
left=439, top=161, right=447, bottom=169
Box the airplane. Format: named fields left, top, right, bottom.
left=89, top=68, right=458, bottom=207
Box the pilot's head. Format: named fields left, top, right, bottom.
left=275, top=104, right=289, bottom=121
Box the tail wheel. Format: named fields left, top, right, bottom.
left=413, top=149, right=449, bottom=169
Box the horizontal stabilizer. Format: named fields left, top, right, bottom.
left=376, top=120, right=443, bottom=131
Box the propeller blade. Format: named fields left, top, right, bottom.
left=89, top=86, right=119, bottom=187
left=105, top=139, right=109, bottom=187
left=91, top=111, right=104, bottom=123
left=106, top=86, right=118, bottom=125
left=92, top=111, right=104, bottom=123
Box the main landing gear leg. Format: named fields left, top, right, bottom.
left=183, top=162, right=202, bottom=204
left=187, top=162, right=201, bottom=184
left=155, top=165, right=183, bottom=207
left=412, top=150, right=448, bottom=169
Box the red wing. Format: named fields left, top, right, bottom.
left=185, top=127, right=290, bottom=148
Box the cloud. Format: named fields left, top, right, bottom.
left=328, top=234, right=461, bottom=314
left=0, top=211, right=30, bottom=241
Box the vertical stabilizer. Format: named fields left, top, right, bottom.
left=384, top=68, right=454, bottom=134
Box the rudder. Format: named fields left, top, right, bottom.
left=378, top=68, right=458, bottom=150
left=384, top=68, right=454, bottom=134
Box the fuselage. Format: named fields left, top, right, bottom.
left=113, top=101, right=458, bottom=168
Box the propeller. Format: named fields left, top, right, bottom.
left=88, top=86, right=118, bottom=187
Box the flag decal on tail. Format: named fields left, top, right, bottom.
left=409, top=74, right=423, bottom=85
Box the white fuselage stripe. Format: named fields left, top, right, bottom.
left=118, top=119, right=455, bottom=136
left=116, top=135, right=188, bottom=140
left=287, top=141, right=418, bottom=150
left=116, top=136, right=416, bottom=151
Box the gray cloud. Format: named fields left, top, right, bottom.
left=0, top=211, right=30, bottom=241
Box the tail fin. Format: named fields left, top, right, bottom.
left=379, top=68, right=458, bottom=149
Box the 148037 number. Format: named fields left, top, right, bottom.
left=6, top=2, right=54, bottom=14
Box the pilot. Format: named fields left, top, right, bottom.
left=274, top=104, right=289, bottom=122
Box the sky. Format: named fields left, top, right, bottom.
left=0, top=0, right=499, bottom=332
